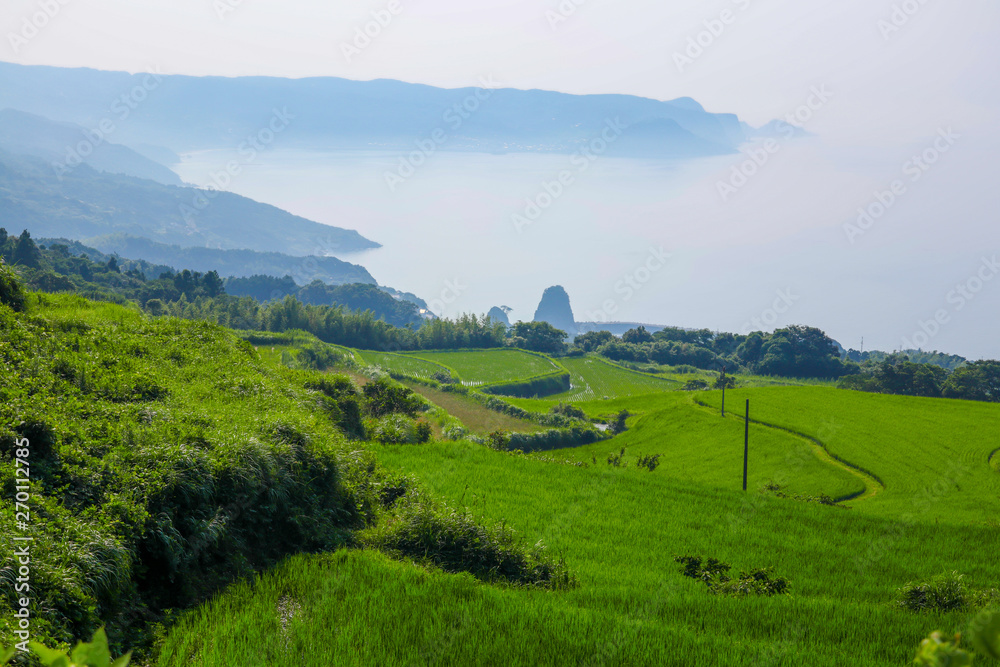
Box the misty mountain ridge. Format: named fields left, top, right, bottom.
left=0, top=62, right=774, bottom=159
left=0, top=149, right=379, bottom=257
left=0, top=108, right=185, bottom=186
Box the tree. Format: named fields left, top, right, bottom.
left=942, top=361, right=1000, bottom=402
left=575, top=330, right=613, bottom=352
left=509, top=321, right=568, bottom=354
left=202, top=270, right=224, bottom=297
left=623, top=326, right=654, bottom=344
left=12, top=230, right=42, bottom=268
left=756, top=325, right=849, bottom=379
left=0, top=259, right=26, bottom=311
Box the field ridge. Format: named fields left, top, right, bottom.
left=691, top=395, right=885, bottom=503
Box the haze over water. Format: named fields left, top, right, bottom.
left=174, top=137, right=1000, bottom=360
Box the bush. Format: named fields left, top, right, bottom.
left=0, top=260, right=26, bottom=312
left=637, top=453, right=661, bottom=471
left=362, top=377, right=423, bottom=418
left=415, top=420, right=433, bottom=443
left=674, top=555, right=789, bottom=597
left=683, top=379, right=709, bottom=391
left=609, top=409, right=630, bottom=434
left=442, top=424, right=468, bottom=441
left=306, top=375, right=365, bottom=439
left=550, top=402, right=586, bottom=420
left=607, top=447, right=626, bottom=467
left=370, top=414, right=418, bottom=444
left=296, top=343, right=342, bottom=370
left=506, top=426, right=605, bottom=453
left=894, top=572, right=999, bottom=613
left=361, top=491, right=576, bottom=589
left=431, top=371, right=457, bottom=384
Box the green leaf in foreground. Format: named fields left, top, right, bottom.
left=28, top=628, right=130, bottom=667
left=913, top=631, right=972, bottom=666
left=969, top=609, right=1000, bottom=660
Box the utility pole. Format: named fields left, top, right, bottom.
left=721, top=365, right=726, bottom=417
left=742, top=399, right=750, bottom=492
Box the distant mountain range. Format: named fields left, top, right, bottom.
left=0, top=109, right=184, bottom=186
left=0, top=62, right=753, bottom=158
left=0, top=149, right=379, bottom=257
left=45, top=234, right=376, bottom=286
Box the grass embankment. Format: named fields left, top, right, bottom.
left=0, top=291, right=567, bottom=658
left=697, top=386, right=1000, bottom=523
left=403, top=349, right=561, bottom=385
left=159, top=433, right=1000, bottom=665
left=400, top=381, right=545, bottom=434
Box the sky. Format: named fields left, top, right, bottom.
left=3, top=0, right=999, bottom=357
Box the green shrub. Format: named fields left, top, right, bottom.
left=637, top=453, right=661, bottom=471
left=607, top=447, right=626, bottom=467
left=296, top=343, right=342, bottom=370
left=609, top=409, right=630, bottom=434
left=505, top=426, right=605, bottom=453
left=550, top=402, right=586, bottom=419
left=306, top=375, right=366, bottom=439
left=683, top=379, right=709, bottom=391
left=371, top=414, right=418, bottom=444
left=673, top=555, right=789, bottom=597
left=0, top=260, right=26, bottom=312
left=897, top=572, right=973, bottom=613
left=360, top=491, right=576, bottom=589
left=362, top=377, right=423, bottom=418
left=415, top=420, right=433, bottom=443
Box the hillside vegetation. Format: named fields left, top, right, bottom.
left=0, top=269, right=568, bottom=658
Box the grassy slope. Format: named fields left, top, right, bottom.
left=356, top=350, right=451, bottom=379
left=0, top=294, right=383, bottom=652
left=161, top=439, right=999, bottom=666
left=697, top=387, right=1000, bottom=523
left=550, top=392, right=864, bottom=500
left=404, top=349, right=561, bottom=385
left=401, top=381, right=545, bottom=434
left=143, top=353, right=1000, bottom=665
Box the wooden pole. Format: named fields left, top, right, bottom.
left=721, top=365, right=726, bottom=417
left=743, top=398, right=750, bottom=491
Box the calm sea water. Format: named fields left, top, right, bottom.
left=173, top=142, right=999, bottom=359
